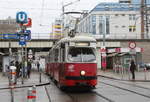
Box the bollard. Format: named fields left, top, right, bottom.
left=32, top=85, right=36, bottom=102
left=39, top=71, right=41, bottom=83
left=128, top=68, right=130, bottom=80
left=27, top=88, right=33, bottom=102
left=144, top=68, right=147, bottom=80
left=9, top=66, right=17, bottom=86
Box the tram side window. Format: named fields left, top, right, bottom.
left=62, top=48, right=65, bottom=62
left=54, top=49, right=59, bottom=62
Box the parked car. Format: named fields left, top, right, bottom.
left=145, top=63, right=150, bottom=70
left=137, top=62, right=145, bottom=71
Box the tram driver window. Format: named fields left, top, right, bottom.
left=68, top=48, right=96, bottom=62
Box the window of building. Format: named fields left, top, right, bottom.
left=99, top=16, right=104, bottom=35
left=88, top=17, right=90, bottom=33
left=129, top=26, right=132, bottom=32
left=89, top=16, right=92, bottom=33
left=129, top=25, right=136, bottom=32
left=122, top=14, right=125, bottom=16
left=106, top=16, right=110, bottom=34
left=115, top=14, right=119, bottom=16
left=115, top=25, right=119, bottom=28
left=86, top=19, right=88, bottom=33
left=92, top=15, right=96, bottom=34
left=129, top=14, right=136, bottom=20
left=122, top=25, right=126, bottom=28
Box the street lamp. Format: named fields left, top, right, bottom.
left=101, top=18, right=106, bottom=71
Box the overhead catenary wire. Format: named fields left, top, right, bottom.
left=0, top=7, right=61, bottom=11
left=39, top=0, right=45, bottom=26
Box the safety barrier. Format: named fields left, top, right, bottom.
left=27, top=85, right=36, bottom=102
left=32, top=85, right=36, bottom=102
left=9, top=66, right=17, bottom=87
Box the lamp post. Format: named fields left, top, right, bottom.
left=100, top=18, right=106, bottom=71
left=62, top=0, right=80, bottom=37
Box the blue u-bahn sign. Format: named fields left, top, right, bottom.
left=16, top=11, right=28, bottom=24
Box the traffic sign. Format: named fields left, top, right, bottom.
left=19, top=35, right=26, bottom=45
left=130, top=49, right=136, bottom=55
left=28, top=55, right=33, bottom=59
left=16, top=11, right=28, bottom=24
left=100, top=46, right=106, bottom=53
left=3, top=34, right=18, bottom=39
left=129, top=42, right=136, bottom=49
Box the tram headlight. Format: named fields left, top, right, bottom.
left=80, top=70, right=86, bottom=76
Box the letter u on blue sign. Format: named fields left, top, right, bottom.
left=16, top=11, right=28, bottom=24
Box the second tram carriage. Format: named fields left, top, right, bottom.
left=46, top=35, right=97, bottom=89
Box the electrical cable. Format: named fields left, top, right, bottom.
left=39, top=0, right=45, bottom=26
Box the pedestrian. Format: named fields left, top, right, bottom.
left=27, top=61, right=32, bottom=78
left=15, top=61, right=20, bottom=78
left=130, top=60, right=136, bottom=80
left=37, top=62, right=40, bottom=72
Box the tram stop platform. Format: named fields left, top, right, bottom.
left=0, top=71, right=50, bottom=102
left=98, top=69, right=150, bottom=82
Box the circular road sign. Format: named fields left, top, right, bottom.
left=129, top=42, right=136, bottom=49
left=28, top=54, right=33, bottom=59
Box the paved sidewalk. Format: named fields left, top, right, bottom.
left=0, top=71, right=49, bottom=88
left=97, top=69, right=150, bottom=81
left=0, top=71, right=50, bottom=102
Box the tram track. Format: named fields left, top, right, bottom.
left=65, top=93, right=80, bottom=102
left=93, top=91, right=115, bottom=102
left=98, top=80, right=150, bottom=99
left=45, top=86, right=52, bottom=102
left=99, top=76, right=150, bottom=90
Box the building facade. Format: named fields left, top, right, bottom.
left=119, top=0, right=150, bottom=4
left=77, top=3, right=144, bottom=39
left=0, top=17, right=18, bottom=34
left=77, top=2, right=150, bottom=69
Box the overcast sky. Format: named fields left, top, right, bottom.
left=0, top=0, right=118, bottom=38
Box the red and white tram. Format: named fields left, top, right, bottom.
left=45, top=35, right=97, bottom=89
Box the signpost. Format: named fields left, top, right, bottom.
left=16, top=11, right=31, bottom=84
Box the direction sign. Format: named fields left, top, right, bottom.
left=19, top=35, right=26, bottom=45
left=16, top=11, right=28, bottom=24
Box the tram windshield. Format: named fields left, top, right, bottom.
left=68, top=47, right=96, bottom=62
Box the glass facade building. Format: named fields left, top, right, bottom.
left=119, top=0, right=150, bottom=4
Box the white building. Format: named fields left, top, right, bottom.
left=77, top=3, right=145, bottom=39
